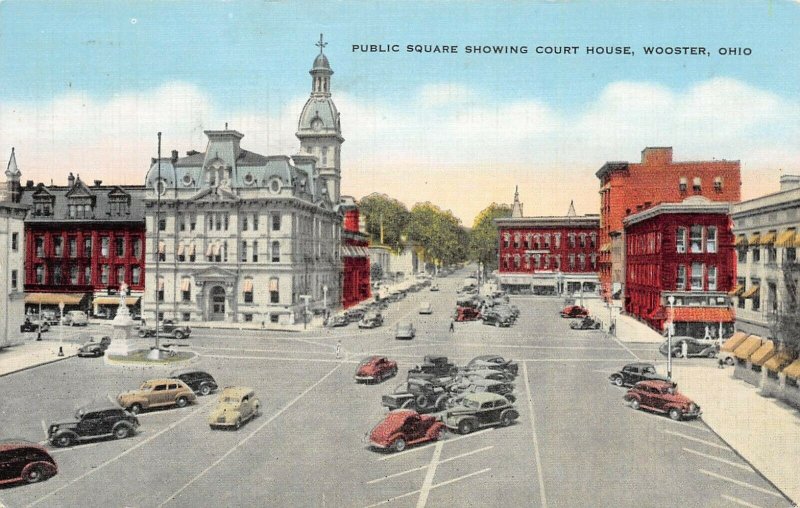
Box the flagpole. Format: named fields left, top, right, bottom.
left=155, top=132, right=161, bottom=352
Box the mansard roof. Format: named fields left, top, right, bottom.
left=19, top=181, right=146, bottom=223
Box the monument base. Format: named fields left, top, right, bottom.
left=105, top=339, right=136, bottom=357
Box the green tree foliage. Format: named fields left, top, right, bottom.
left=406, top=202, right=468, bottom=267
left=468, top=203, right=512, bottom=272
left=358, top=193, right=409, bottom=252
left=771, top=306, right=800, bottom=358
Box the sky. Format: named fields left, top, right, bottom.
left=1, top=0, right=800, bottom=224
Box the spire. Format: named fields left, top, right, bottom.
left=566, top=200, right=576, bottom=217
left=5, top=147, right=20, bottom=177
left=310, top=34, right=333, bottom=96
left=511, top=185, right=523, bottom=218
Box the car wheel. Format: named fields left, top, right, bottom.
left=669, top=408, right=682, bottom=421
left=254, top=404, right=261, bottom=417
left=24, top=465, right=45, bottom=483
left=392, top=438, right=406, bottom=452
left=55, top=435, right=73, bottom=447
left=613, top=377, right=624, bottom=387
left=707, top=351, right=717, bottom=358
left=129, top=403, right=143, bottom=415
left=235, top=418, right=242, bottom=430
left=114, top=426, right=131, bottom=439
left=725, top=356, right=735, bottom=366
left=175, top=396, right=189, bottom=408
left=495, top=322, right=500, bottom=328
left=500, top=412, right=514, bottom=427
left=458, top=420, right=475, bottom=435
left=174, top=331, right=185, bottom=340
left=630, top=399, right=641, bottom=410
left=199, top=384, right=212, bottom=396
left=400, top=399, right=414, bottom=409
left=505, top=394, right=516, bottom=403
left=137, top=330, right=147, bottom=338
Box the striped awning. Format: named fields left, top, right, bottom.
left=720, top=332, right=749, bottom=353
left=158, top=241, right=166, bottom=254
left=188, top=244, right=196, bottom=256
left=269, top=278, right=278, bottom=291
left=775, top=230, right=796, bottom=248
left=158, top=278, right=165, bottom=290
left=734, top=235, right=747, bottom=247
left=749, top=340, right=775, bottom=366
left=342, top=245, right=369, bottom=257
left=94, top=296, right=140, bottom=306
left=748, top=233, right=761, bottom=245
left=742, top=285, right=760, bottom=299
left=760, top=231, right=777, bottom=245
left=671, top=307, right=734, bottom=323
left=25, top=293, right=86, bottom=305
left=783, top=359, right=800, bottom=380
left=242, top=279, right=253, bottom=293
left=180, top=278, right=191, bottom=291
left=599, top=243, right=611, bottom=253
left=177, top=243, right=185, bottom=256
left=764, top=350, right=793, bottom=373
left=727, top=285, right=744, bottom=296
left=733, top=336, right=764, bottom=360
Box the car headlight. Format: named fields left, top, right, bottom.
left=49, top=425, right=58, bottom=434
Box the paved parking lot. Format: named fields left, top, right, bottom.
left=0, top=273, right=793, bottom=507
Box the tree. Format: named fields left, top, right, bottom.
left=358, top=193, right=409, bottom=252
left=469, top=203, right=512, bottom=273
left=406, top=202, right=468, bottom=267
left=770, top=307, right=800, bottom=359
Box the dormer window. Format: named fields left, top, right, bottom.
left=714, top=176, right=723, bottom=192
left=33, top=193, right=55, bottom=217
left=679, top=177, right=688, bottom=193
left=109, top=195, right=130, bottom=215
left=693, top=177, right=702, bottom=193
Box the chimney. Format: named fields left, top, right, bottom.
left=171, top=150, right=178, bottom=163
left=780, top=174, right=800, bottom=191
left=94, top=180, right=103, bottom=187
left=641, top=147, right=673, bottom=165
left=25, top=180, right=34, bottom=188
left=67, top=172, right=75, bottom=188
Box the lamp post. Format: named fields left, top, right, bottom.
left=667, top=295, right=675, bottom=380
left=607, top=301, right=613, bottom=336
left=322, top=285, right=328, bottom=317
left=58, top=300, right=65, bottom=356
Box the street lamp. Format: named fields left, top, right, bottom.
left=58, top=300, right=65, bottom=356
left=667, top=295, right=675, bottom=380
left=322, top=285, right=328, bottom=317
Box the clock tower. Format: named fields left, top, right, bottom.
left=296, top=34, right=344, bottom=203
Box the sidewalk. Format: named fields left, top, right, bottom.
left=582, top=298, right=664, bottom=343
left=674, top=363, right=800, bottom=505
left=0, top=339, right=80, bottom=377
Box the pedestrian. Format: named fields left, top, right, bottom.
left=681, top=340, right=689, bottom=359
left=335, top=340, right=341, bottom=359
left=718, top=358, right=724, bottom=369
left=703, top=325, right=712, bottom=341
left=449, top=319, right=455, bottom=333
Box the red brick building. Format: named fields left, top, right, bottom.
left=597, top=147, right=740, bottom=301
left=623, top=197, right=735, bottom=337
left=340, top=196, right=370, bottom=308
left=495, top=189, right=599, bottom=295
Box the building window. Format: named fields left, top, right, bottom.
left=788, top=247, right=797, bottom=263
left=272, top=213, right=281, bottom=231
left=514, top=255, right=521, bottom=269
left=708, top=265, right=717, bottom=291
left=189, top=245, right=196, bottom=263
left=35, top=237, right=44, bottom=258
left=270, top=277, right=279, bottom=303
left=579, top=234, right=586, bottom=248
left=691, top=262, right=703, bottom=291
left=224, top=214, right=229, bottom=231
left=679, top=177, right=688, bottom=193
left=84, top=237, right=92, bottom=258
left=84, top=266, right=91, bottom=285
left=68, top=237, right=77, bottom=258
left=253, top=241, right=259, bottom=263
left=35, top=265, right=44, bottom=284
left=53, top=237, right=63, bottom=257
left=270, top=314, right=279, bottom=323
left=513, top=234, right=520, bottom=249
left=751, top=279, right=761, bottom=311
left=100, top=265, right=109, bottom=285
left=752, top=248, right=760, bottom=263
left=706, top=227, right=717, bottom=253
left=158, top=241, right=166, bottom=262
left=11, top=270, right=18, bottom=290
left=11, top=232, right=18, bottom=251
left=243, top=313, right=253, bottom=322
left=70, top=265, right=79, bottom=285
left=591, top=253, right=597, bottom=270
left=242, top=216, right=249, bottom=231
left=676, top=228, right=686, bottom=253
left=115, top=237, right=125, bottom=257
left=272, top=241, right=281, bottom=263
left=190, top=214, right=196, bottom=231
left=579, top=254, right=586, bottom=270
left=116, top=266, right=125, bottom=285
left=157, top=277, right=164, bottom=302
left=253, top=214, right=259, bottom=231
left=158, top=217, right=166, bottom=231
left=569, top=234, right=576, bottom=248
left=676, top=265, right=686, bottom=290
left=714, top=177, right=723, bottom=192
left=181, top=278, right=191, bottom=302
left=53, top=263, right=62, bottom=285
left=101, top=237, right=109, bottom=257
left=692, top=177, right=702, bottom=193
left=569, top=254, right=576, bottom=270
left=768, top=282, right=778, bottom=312
left=244, top=280, right=254, bottom=303
left=690, top=225, right=703, bottom=253
left=179, top=216, right=186, bottom=232
left=543, top=234, right=550, bottom=249
left=223, top=241, right=228, bottom=262
left=131, top=266, right=140, bottom=285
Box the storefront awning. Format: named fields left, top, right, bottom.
left=749, top=340, right=775, bottom=366
left=733, top=335, right=764, bottom=360
left=741, top=286, right=760, bottom=299
left=599, top=243, right=611, bottom=253
left=94, top=296, right=140, bottom=306
left=734, top=235, right=748, bottom=247
left=671, top=307, right=734, bottom=323
left=727, top=285, right=744, bottom=296
left=180, top=278, right=191, bottom=291
left=748, top=233, right=761, bottom=245
left=775, top=230, right=796, bottom=248
left=764, top=351, right=793, bottom=373
left=25, top=293, right=85, bottom=305
left=760, top=231, right=777, bottom=245
left=242, top=279, right=253, bottom=293
left=342, top=245, right=369, bottom=257
left=782, top=359, right=800, bottom=380
left=720, top=331, right=749, bottom=353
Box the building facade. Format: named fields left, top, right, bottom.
left=623, top=197, right=735, bottom=338
left=141, top=41, right=342, bottom=324
left=340, top=196, right=370, bottom=308
left=730, top=174, right=800, bottom=338
left=0, top=199, right=27, bottom=347
left=495, top=189, right=600, bottom=295
left=597, top=147, right=740, bottom=301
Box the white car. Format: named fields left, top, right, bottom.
left=63, top=310, right=88, bottom=326
left=418, top=302, right=433, bottom=315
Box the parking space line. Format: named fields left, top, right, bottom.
left=202, top=353, right=358, bottom=364
left=28, top=403, right=207, bottom=507
left=47, top=440, right=107, bottom=454
left=682, top=448, right=752, bottom=471
left=440, top=445, right=493, bottom=465
left=699, top=469, right=785, bottom=499
left=196, top=346, right=333, bottom=355
left=661, top=429, right=730, bottom=450
left=375, top=429, right=494, bottom=461
left=158, top=363, right=342, bottom=507
left=415, top=441, right=443, bottom=507
left=522, top=362, right=548, bottom=508
left=428, top=467, right=492, bottom=490
left=609, top=334, right=641, bottom=360
left=367, top=464, right=429, bottom=485
left=721, top=494, right=764, bottom=507
left=363, top=488, right=420, bottom=508
left=655, top=417, right=711, bottom=432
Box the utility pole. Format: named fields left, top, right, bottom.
left=154, top=132, right=162, bottom=352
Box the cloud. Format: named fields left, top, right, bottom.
left=1, top=77, right=799, bottom=223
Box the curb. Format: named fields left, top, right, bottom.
left=0, top=352, right=77, bottom=378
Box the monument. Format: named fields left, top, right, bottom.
left=104, top=283, right=136, bottom=359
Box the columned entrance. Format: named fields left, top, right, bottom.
left=209, top=285, right=226, bottom=321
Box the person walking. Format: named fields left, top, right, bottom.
left=335, top=340, right=341, bottom=359
left=449, top=319, right=455, bottom=333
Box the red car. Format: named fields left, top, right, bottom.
left=368, top=410, right=444, bottom=452
left=560, top=305, right=589, bottom=318
left=0, top=440, right=58, bottom=485
left=624, top=380, right=702, bottom=421
left=456, top=307, right=481, bottom=322
left=354, top=356, right=398, bottom=383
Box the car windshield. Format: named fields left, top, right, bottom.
left=644, top=367, right=655, bottom=373
left=358, top=358, right=374, bottom=367
left=461, top=399, right=480, bottom=409
left=221, top=396, right=240, bottom=403
left=139, top=383, right=153, bottom=391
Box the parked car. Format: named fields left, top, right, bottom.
left=355, top=356, right=398, bottom=383
left=570, top=316, right=601, bottom=330
left=408, top=356, right=458, bottom=381
left=39, top=310, right=59, bottom=325
left=367, top=410, right=444, bottom=452
left=20, top=318, right=49, bottom=333
left=443, top=392, right=519, bottom=434
left=624, top=380, right=702, bottom=421
left=117, top=378, right=197, bottom=414
left=560, top=305, right=589, bottom=318
left=77, top=336, right=111, bottom=357
left=465, top=355, right=519, bottom=376
left=326, top=313, right=349, bottom=327
left=418, top=302, right=433, bottom=315
left=609, top=362, right=672, bottom=387
left=0, top=440, right=58, bottom=485
left=482, top=312, right=513, bottom=328
left=659, top=337, right=719, bottom=358
left=382, top=379, right=451, bottom=413
left=358, top=313, right=384, bottom=329
left=48, top=403, right=139, bottom=447
left=169, top=369, right=219, bottom=396
left=208, top=387, right=260, bottom=430
left=395, top=321, right=416, bottom=340
left=456, top=369, right=515, bottom=384
left=448, top=378, right=516, bottom=404
left=62, top=310, right=88, bottom=326
left=137, top=320, right=191, bottom=339
left=430, top=284, right=439, bottom=292
left=455, top=306, right=481, bottom=321
left=345, top=308, right=366, bottom=323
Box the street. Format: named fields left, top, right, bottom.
left=0, top=271, right=792, bottom=508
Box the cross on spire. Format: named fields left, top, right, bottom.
left=316, top=33, right=327, bottom=53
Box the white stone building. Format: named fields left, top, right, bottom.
left=0, top=200, right=27, bottom=347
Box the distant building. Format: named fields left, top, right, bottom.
left=597, top=147, right=740, bottom=301
left=0, top=200, right=27, bottom=347
left=623, top=196, right=735, bottom=338
left=730, top=174, right=800, bottom=338
left=495, top=188, right=599, bottom=295
left=340, top=196, right=370, bottom=308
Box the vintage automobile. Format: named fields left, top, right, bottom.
left=169, top=369, right=219, bottom=396
left=659, top=337, right=719, bottom=358
left=395, top=321, right=416, bottom=340
left=358, top=312, right=384, bottom=329
left=382, top=379, right=451, bottom=413
left=455, top=306, right=481, bottom=322
left=560, top=305, right=589, bottom=318
left=430, top=284, right=439, bottom=292
left=20, top=318, right=49, bottom=333
left=0, top=440, right=58, bottom=485
left=137, top=320, right=192, bottom=339
left=482, top=311, right=513, bottom=328
left=345, top=308, right=366, bottom=323
left=326, top=313, right=349, bottom=327
left=624, top=380, right=702, bottom=421
left=443, top=392, right=519, bottom=434
left=77, top=336, right=112, bottom=358
left=418, top=302, right=433, bottom=315
left=354, top=356, right=398, bottom=383
left=117, top=378, right=197, bottom=414
left=62, top=310, right=88, bottom=326
left=208, top=387, right=261, bottom=430
left=367, top=410, right=444, bottom=452
left=570, top=316, right=601, bottom=330
left=448, top=378, right=516, bottom=404
left=609, top=362, right=672, bottom=387
left=407, top=356, right=458, bottom=381
left=456, top=369, right=515, bottom=384
left=48, top=403, right=139, bottom=447
left=465, top=355, right=519, bottom=376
